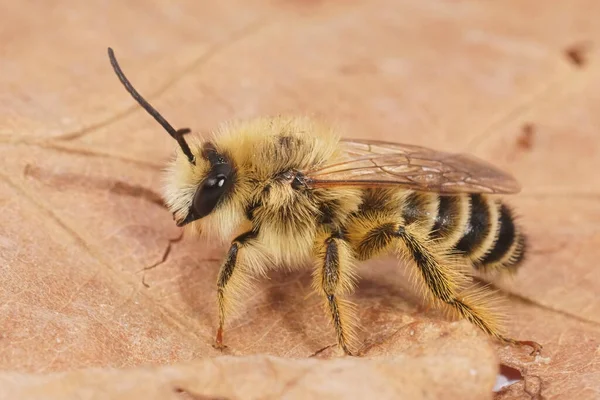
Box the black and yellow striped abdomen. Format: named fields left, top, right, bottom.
left=399, top=191, right=526, bottom=273
left=347, top=189, right=527, bottom=273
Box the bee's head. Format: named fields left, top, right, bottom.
left=164, top=141, right=237, bottom=228
left=108, top=47, right=238, bottom=234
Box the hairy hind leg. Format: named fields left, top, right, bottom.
left=396, top=224, right=541, bottom=355
left=348, top=215, right=541, bottom=355
left=313, top=230, right=358, bottom=355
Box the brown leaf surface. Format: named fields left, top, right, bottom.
left=1, top=0, right=599, bottom=399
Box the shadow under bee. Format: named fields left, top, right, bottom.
left=218, top=258, right=445, bottom=355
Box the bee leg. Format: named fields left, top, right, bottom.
left=314, top=231, right=357, bottom=356
left=215, top=230, right=257, bottom=350
left=394, top=224, right=542, bottom=355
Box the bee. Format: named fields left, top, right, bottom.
left=108, top=48, right=541, bottom=356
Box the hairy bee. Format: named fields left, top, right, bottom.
left=108, top=48, right=541, bottom=356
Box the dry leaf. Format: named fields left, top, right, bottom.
left=0, top=329, right=497, bottom=400
left=1, top=0, right=599, bottom=399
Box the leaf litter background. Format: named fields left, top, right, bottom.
left=0, top=0, right=599, bottom=399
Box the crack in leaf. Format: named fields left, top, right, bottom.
left=50, top=17, right=271, bottom=143
left=356, top=323, right=415, bottom=356
left=173, top=386, right=229, bottom=400
left=494, top=363, right=524, bottom=392
left=308, top=344, right=336, bottom=358
left=141, top=232, right=184, bottom=288
left=109, top=181, right=166, bottom=209
left=23, top=163, right=166, bottom=209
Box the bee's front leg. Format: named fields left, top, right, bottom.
left=215, top=230, right=258, bottom=350
left=314, top=230, right=358, bottom=356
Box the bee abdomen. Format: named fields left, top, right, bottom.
left=477, top=203, right=527, bottom=272
left=453, top=194, right=500, bottom=262
left=386, top=190, right=527, bottom=273
left=428, top=193, right=525, bottom=272
left=430, top=195, right=471, bottom=248
left=401, top=192, right=439, bottom=231
left=435, top=193, right=526, bottom=272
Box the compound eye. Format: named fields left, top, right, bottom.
left=191, top=164, right=233, bottom=219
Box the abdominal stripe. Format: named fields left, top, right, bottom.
left=430, top=195, right=464, bottom=244
left=480, top=204, right=517, bottom=265
left=453, top=194, right=490, bottom=258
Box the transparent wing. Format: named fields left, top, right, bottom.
left=306, top=139, right=521, bottom=194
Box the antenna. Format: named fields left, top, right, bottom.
left=107, top=47, right=195, bottom=164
